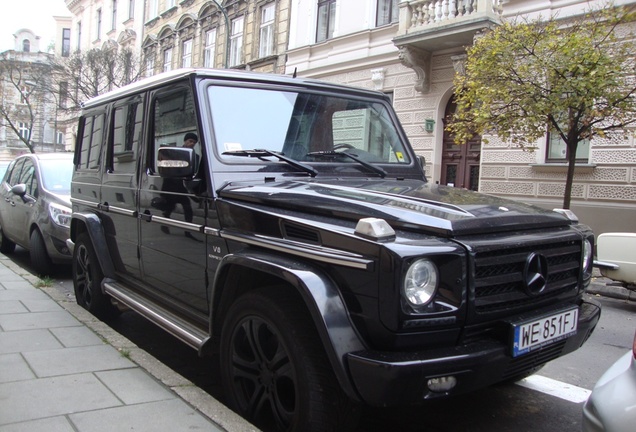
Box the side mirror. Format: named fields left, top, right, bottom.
left=10, top=183, right=27, bottom=197
left=156, top=147, right=196, bottom=178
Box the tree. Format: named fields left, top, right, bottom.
left=0, top=51, right=52, bottom=153
left=50, top=46, right=142, bottom=115
left=447, top=5, right=636, bottom=209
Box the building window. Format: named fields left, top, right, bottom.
left=22, top=39, right=30, bottom=52
left=56, top=131, right=65, bottom=145
left=146, top=54, right=155, bottom=76
left=204, top=29, right=216, bottom=68
left=259, top=3, right=275, bottom=58
left=229, top=16, right=244, bottom=66
left=62, top=28, right=71, bottom=56
left=77, top=21, right=82, bottom=50
left=166, top=0, right=176, bottom=8
left=376, top=0, right=398, bottom=27
left=163, top=48, right=172, bottom=72
left=96, top=8, right=102, bottom=40
left=182, top=39, right=192, bottom=67
left=112, top=0, right=117, bottom=30
left=317, top=0, right=336, bottom=42
left=546, top=131, right=590, bottom=162
left=148, top=0, right=158, bottom=18
left=18, top=122, right=29, bottom=139
left=20, top=86, right=30, bottom=104
left=59, top=82, right=68, bottom=108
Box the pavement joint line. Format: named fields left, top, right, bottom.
left=0, top=258, right=260, bottom=432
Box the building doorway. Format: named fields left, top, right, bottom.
left=440, top=96, right=481, bottom=191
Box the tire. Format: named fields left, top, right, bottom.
left=220, top=288, right=357, bottom=432
left=0, top=226, right=16, bottom=254
left=29, top=229, right=52, bottom=276
left=73, top=233, right=119, bottom=319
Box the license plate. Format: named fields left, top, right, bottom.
left=511, top=308, right=578, bottom=357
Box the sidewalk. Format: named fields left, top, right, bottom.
left=0, top=255, right=258, bottom=432
left=586, top=269, right=636, bottom=302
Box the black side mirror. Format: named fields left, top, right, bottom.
left=10, top=183, right=27, bottom=196
left=417, top=155, right=427, bottom=182
left=156, top=147, right=196, bottom=178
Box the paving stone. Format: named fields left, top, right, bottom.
left=0, top=353, right=36, bottom=383
left=50, top=326, right=104, bottom=348
left=0, top=416, right=76, bottom=432
left=21, top=298, right=64, bottom=312
left=0, top=280, right=37, bottom=290
left=0, top=300, right=28, bottom=314
left=0, top=289, right=49, bottom=302
left=23, top=345, right=135, bottom=378
left=0, top=311, right=79, bottom=331
left=95, top=368, right=176, bottom=405
left=0, top=373, right=122, bottom=425
left=0, top=329, right=63, bottom=354
left=69, top=398, right=222, bottom=432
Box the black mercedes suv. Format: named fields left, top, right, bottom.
left=68, top=69, right=600, bottom=432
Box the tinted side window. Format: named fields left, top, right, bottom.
left=111, top=100, right=143, bottom=173
left=18, top=159, right=37, bottom=196
left=152, top=87, right=198, bottom=171
left=78, top=113, right=105, bottom=170
left=7, top=159, right=25, bottom=186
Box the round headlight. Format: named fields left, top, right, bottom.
left=582, top=239, right=593, bottom=272
left=403, top=259, right=439, bottom=307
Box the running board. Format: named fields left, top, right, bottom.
left=103, top=280, right=210, bottom=351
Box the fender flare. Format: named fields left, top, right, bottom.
left=70, top=212, right=116, bottom=279
left=212, top=250, right=366, bottom=402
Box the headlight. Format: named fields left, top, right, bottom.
left=49, top=202, right=72, bottom=228
left=403, top=259, right=439, bottom=308
left=582, top=238, right=593, bottom=273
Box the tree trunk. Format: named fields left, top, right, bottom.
left=562, top=140, right=578, bottom=210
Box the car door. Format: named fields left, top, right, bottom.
left=138, top=84, right=208, bottom=318
left=8, top=158, right=38, bottom=246
left=0, top=158, right=25, bottom=243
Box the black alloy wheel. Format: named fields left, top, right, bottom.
left=220, top=288, right=357, bottom=432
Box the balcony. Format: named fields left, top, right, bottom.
left=394, top=0, right=503, bottom=50
left=393, top=0, right=502, bottom=92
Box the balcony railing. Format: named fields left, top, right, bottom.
left=398, top=0, right=503, bottom=35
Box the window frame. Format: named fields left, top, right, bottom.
left=163, top=47, right=173, bottom=72
left=204, top=28, right=217, bottom=68
left=182, top=39, right=193, bottom=68
left=62, top=28, right=71, bottom=57
left=545, top=130, right=591, bottom=163
left=376, top=0, right=398, bottom=27
left=259, top=3, right=275, bottom=58
left=229, top=16, right=244, bottom=67
left=316, top=0, right=336, bottom=43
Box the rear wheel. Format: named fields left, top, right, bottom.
left=0, top=226, right=16, bottom=254
left=220, top=288, right=357, bottom=432
left=29, top=229, right=52, bottom=276
left=73, top=233, right=119, bottom=319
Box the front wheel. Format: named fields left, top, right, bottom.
left=220, top=288, right=357, bottom=432
left=73, top=233, right=119, bottom=319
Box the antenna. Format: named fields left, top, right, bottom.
left=292, top=67, right=297, bottom=78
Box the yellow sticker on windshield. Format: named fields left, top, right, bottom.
left=395, top=152, right=405, bottom=162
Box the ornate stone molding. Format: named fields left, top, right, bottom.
left=398, top=46, right=431, bottom=93
left=451, top=54, right=467, bottom=76
left=370, top=68, right=385, bottom=91
left=179, top=0, right=196, bottom=7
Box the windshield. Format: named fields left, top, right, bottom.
left=39, top=158, right=73, bottom=194
left=207, top=85, right=411, bottom=166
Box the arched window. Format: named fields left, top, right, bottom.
left=22, top=39, right=31, bottom=52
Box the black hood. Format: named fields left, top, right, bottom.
left=218, top=178, right=570, bottom=236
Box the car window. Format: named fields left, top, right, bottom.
left=77, top=113, right=105, bottom=170
left=151, top=87, right=199, bottom=172
left=18, top=159, right=36, bottom=196
left=111, top=99, right=143, bottom=174
left=7, top=158, right=25, bottom=186
left=39, top=159, right=73, bottom=194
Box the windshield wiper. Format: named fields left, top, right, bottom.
left=307, top=150, right=387, bottom=178
left=222, top=149, right=318, bottom=177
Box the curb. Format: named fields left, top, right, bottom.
left=0, top=256, right=260, bottom=432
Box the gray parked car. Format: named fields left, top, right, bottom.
left=582, top=329, right=636, bottom=432
left=0, top=153, right=73, bottom=275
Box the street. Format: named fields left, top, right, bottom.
left=8, top=247, right=635, bottom=432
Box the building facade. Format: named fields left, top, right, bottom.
left=141, top=0, right=291, bottom=76
left=0, top=29, right=64, bottom=160
left=286, top=0, right=636, bottom=236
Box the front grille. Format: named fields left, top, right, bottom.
left=471, top=233, right=581, bottom=314
left=502, top=340, right=566, bottom=380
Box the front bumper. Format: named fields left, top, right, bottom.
left=346, top=299, right=601, bottom=406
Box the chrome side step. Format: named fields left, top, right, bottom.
left=103, top=280, right=209, bottom=351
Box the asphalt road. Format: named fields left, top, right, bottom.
left=9, top=248, right=636, bottom=432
